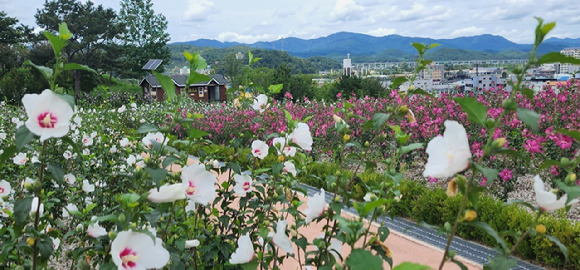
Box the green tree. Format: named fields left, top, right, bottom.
left=0, top=11, right=32, bottom=75
left=118, top=0, right=170, bottom=78
left=35, top=0, right=122, bottom=97
left=220, top=51, right=244, bottom=89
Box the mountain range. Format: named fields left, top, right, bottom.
left=173, top=32, right=580, bottom=59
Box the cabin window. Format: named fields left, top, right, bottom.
left=198, top=87, right=204, bottom=97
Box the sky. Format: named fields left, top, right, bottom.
left=1, top=0, right=579, bottom=44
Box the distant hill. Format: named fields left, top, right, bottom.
left=172, top=32, right=580, bottom=59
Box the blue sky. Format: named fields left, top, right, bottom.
left=2, top=0, right=579, bottom=44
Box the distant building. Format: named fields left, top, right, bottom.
left=559, top=47, right=580, bottom=74
left=140, top=74, right=228, bottom=102
left=420, top=64, right=445, bottom=82
left=343, top=53, right=352, bottom=76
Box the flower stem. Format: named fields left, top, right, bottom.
left=510, top=211, right=542, bottom=254
left=438, top=172, right=473, bottom=270
left=32, top=140, right=48, bottom=270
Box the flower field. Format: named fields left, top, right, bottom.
left=0, top=20, right=579, bottom=270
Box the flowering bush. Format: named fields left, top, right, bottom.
left=0, top=19, right=579, bottom=270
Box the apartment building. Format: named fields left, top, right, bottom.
left=560, top=47, right=580, bottom=74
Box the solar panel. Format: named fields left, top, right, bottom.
left=142, top=59, right=163, bottom=70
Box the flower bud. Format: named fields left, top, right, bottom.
left=278, top=155, right=285, bottom=162
left=565, top=173, right=577, bottom=184
left=536, top=224, right=546, bottom=234
left=343, top=134, right=350, bottom=142
left=492, top=138, right=506, bottom=149
left=399, top=105, right=409, bottom=114
left=485, top=118, right=495, bottom=128
left=464, top=210, right=477, bottom=221
left=27, top=237, right=35, bottom=246
left=446, top=178, right=458, bottom=197
left=118, top=213, right=126, bottom=223
left=501, top=98, right=517, bottom=110
left=560, top=157, right=570, bottom=166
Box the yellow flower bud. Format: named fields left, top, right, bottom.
left=464, top=210, right=477, bottom=222
left=343, top=134, right=351, bottom=142
left=446, top=178, right=458, bottom=197
left=536, top=224, right=546, bottom=234
left=492, top=138, right=506, bottom=148
left=278, top=155, right=285, bottom=162
left=27, top=237, right=35, bottom=246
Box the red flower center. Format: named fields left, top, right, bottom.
left=0, top=187, right=4, bottom=194
left=37, top=112, right=57, bottom=128
left=120, top=247, right=139, bottom=269
left=254, top=149, right=261, bottom=155
left=186, top=181, right=197, bottom=196
left=243, top=182, right=250, bottom=191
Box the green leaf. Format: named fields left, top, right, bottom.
left=14, top=197, right=33, bottom=226
left=346, top=249, right=383, bottom=270
left=400, top=143, right=423, bottom=156
left=521, top=88, right=535, bottom=100
left=378, top=226, right=390, bottom=242
left=409, top=88, right=434, bottom=99
left=63, top=63, right=96, bottom=73
left=240, top=261, right=259, bottom=270
left=120, top=193, right=141, bottom=208
left=153, top=71, right=176, bottom=101
left=502, top=199, right=537, bottom=211
left=24, top=60, right=53, bottom=83
left=161, top=155, right=180, bottom=169
left=545, top=235, right=569, bottom=262
left=58, top=22, right=72, bottom=40
left=47, top=163, right=64, bottom=182
left=61, top=136, right=82, bottom=156
left=372, top=113, right=390, bottom=131
left=453, top=97, right=488, bottom=125
left=392, top=262, right=430, bottom=270
left=450, top=257, right=468, bottom=270
left=516, top=108, right=540, bottom=132
left=470, top=221, right=508, bottom=253
left=228, top=162, right=241, bottom=174
left=556, top=181, right=580, bottom=205
left=38, top=234, right=54, bottom=261
left=537, top=52, right=580, bottom=65
left=538, top=159, right=561, bottom=170
left=186, top=72, right=211, bottom=86
left=361, top=198, right=388, bottom=217
left=390, top=77, right=408, bottom=90
left=184, top=50, right=194, bottom=62
left=146, top=168, right=167, bottom=187
left=15, top=125, right=35, bottom=151
left=556, top=129, right=580, bottom=141
left=473, top=163, right=499, bottom=183
left=187, top=128, right=209, bottom=139
left=494, top=148, right=531, bottom=163
left=268, top=83, right=283, bottom=94
left=137, top=124, right=158, bottom=134
left=484, top=254, right=517, bottom=270
left=0, top=145, right=16, bottom=165
left=541, top=22, right=556, bottom=36
left=43, top=31, right=66, bottom=56
left=55, top=93, right=75, bottom=110
left=411, top=43, right=426, bottom=53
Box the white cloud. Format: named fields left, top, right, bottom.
left=366, top=27, right=396, bottom=36
left=183, top=0, right=214, bottom=22
left=331, top=0, right=365, bottom=22
left=217, top=31, right=275, bottom=43
left=450, top=26, right=486, bottom=38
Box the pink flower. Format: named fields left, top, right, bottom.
left=523, top=139, right=542, bottom=154
left=22, top=89, right=74, bottom=142
left=499, top=169, right=513, bottom=182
